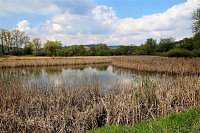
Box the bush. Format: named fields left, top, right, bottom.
left=165, top=48, right=193, bottom=57
left=192, top=49, right=200, bottom=57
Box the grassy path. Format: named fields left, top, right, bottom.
left=90, top=108, right=200, bottom=133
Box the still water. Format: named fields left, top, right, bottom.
left=0, top=64, right=172, bottom=92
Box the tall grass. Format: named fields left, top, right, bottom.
left=1, top=56, right=200, bottom=74
left=0, top=56, right=112, bottom=68
left=112, top=56, right=200, bottom=74
left=0, top=75, right=199, bottom=132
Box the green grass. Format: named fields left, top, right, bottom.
left=89, top=108, right=200, bottom=133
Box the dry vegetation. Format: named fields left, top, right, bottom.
left=1, top=56, right=200, bottom=74
left=112, top=56, right=200, bottom=74
left=0, top=56, right=112, bottom=68
left=0, top=75, right=200, bottom=132
left=0, top=56, right=200, bottom=132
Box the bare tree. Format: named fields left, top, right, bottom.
left=0, top=28, right=6, bottom=54
left=12, top=30, right=24, bottom=55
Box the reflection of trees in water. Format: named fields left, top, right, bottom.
left=66, top=66, right=85, bottom=71
left=112, top=66, right=162, bottom=77
left=62, top=64, right=109, bottom=71
left=90, top=65, right=108, bottom=71
left=0, top=67, right=44, bottom=83
left=112, top=66, right=176, bottom=82
left=44, top=67, right=63, bottom=75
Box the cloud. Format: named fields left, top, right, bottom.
left=16, top=20, right=31, bottom=32
left=4, top=0, right=199, bottom=45
left=0, top=0, right=96, bottom=16
left=51, top=24, right=62, bottom=32
left=54, top=0, right=96, bottom=15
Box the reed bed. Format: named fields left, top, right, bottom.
left=112, top=56, right=200, bottom=74
left=0, top=56, right=112, bottom=68
left=0, top=75, right=199, bottom=132
left=1, top=56, right=200, bottom=74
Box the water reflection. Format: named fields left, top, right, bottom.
left=0, top=64, right=174, bottom=92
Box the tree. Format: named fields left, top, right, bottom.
left=67, top=45, right=86, bottom=56
left=95, top=44, right=109, bottom=51
left=78, top=45, right=86, bottom=56
left=0, top=29, right=5, bottom=54
left=193, top=8, right=200, bottom=34
left=192, top=32, right=200, bottom=49
left=157, top=37, right=175, bottom=52
left=23, top=35, right=30, bottom=47
left=145, top=38, right=157, bottom=55
left=44, top=40, right=62, bottom=56
left=23, top=42, right=33, bottom=55
left=12, top=30, right=24, bottom=55
left=177, top=38, right=193, bottom=50
left=94, top=44, right=110, bottom=56
left=32, top=38, right=42, bottom=56
left=4, top=30, right=14, bottom=54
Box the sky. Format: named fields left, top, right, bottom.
left=0, top=0, right=199, bottom=46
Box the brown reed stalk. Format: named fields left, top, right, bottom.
left=0, top=75, right=199, bottom=132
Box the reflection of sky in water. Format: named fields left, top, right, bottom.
left=0, top=65, right=175, bottom=91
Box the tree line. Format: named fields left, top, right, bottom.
left=0, top=29, right=199, bottom=57
left=0, top=8, right=199, bottom=57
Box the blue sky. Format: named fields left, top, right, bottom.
left=0, top=0, right=198, bottom=45
left=96, top=0, right=186, bottom=18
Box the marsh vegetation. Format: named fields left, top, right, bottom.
left=0, top=56, right=200, bottom=132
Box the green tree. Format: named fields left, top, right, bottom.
left=157, top=37, right=175, bottom=52
left=78, top=45, right=86, bottom=56
left=145, top=38, right=157, bottom=55
left=192, top=32, right=200, bottom=49
left=44, top=40, right=62, bottom=56
left=193, top=8, right=200, bottom=34
left=88, top=47, right=96, bottom=56
left=137, top=38, right=157, bottom=55
left=95, top=44, right=110, bottom=56
left=95, top=44, right=109, bottom=51
left=23, top=43, right=33, bottom=55
left=32, top=38, right=42, bottom=56
left=177, top=38, right=193, bottom=50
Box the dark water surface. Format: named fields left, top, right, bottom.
left=0, top=64, right=174, bottom=92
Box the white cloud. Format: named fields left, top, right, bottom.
left=16, top=20, right=31, bottom=32
left=92, top=5, right=117, bottom=25
left=5, top=0, right=200, bottom=45
left=51, top=24, right=62, bottom=32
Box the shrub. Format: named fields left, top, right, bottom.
left=165, top=48, right=193, bottom=57
left=192, top=49, right=200, bottom=57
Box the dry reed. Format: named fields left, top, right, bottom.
left=0, top=56, right=112, bottom=68
left=1, top=56, right=200, bottom=74
left=112, top=56, right=200, bottom=74
left=0, top=75, right=199, bottom=132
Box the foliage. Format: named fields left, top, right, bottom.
left=136, top=38, right=157, bottom=55
left=32, top=38, right=42, bottom=56
left=193, top=8, right=200, bottom=34
left=0, top=27, right=199, bottom=57
left=156, top=37, right=175, bottom=52
left=165, top=48, right=193, bottom=57
left=192, top=32, right=200, bottom=49
left=44, top=40, right=62, bottom=56
left=192, top=49, right=200, bottom=57
left=23, top=43, right=33, bottom=55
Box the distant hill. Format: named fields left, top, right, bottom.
left=84, top=44, right=121, bottom=49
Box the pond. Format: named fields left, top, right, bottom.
left=0, top=64, right=174, bottom=92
